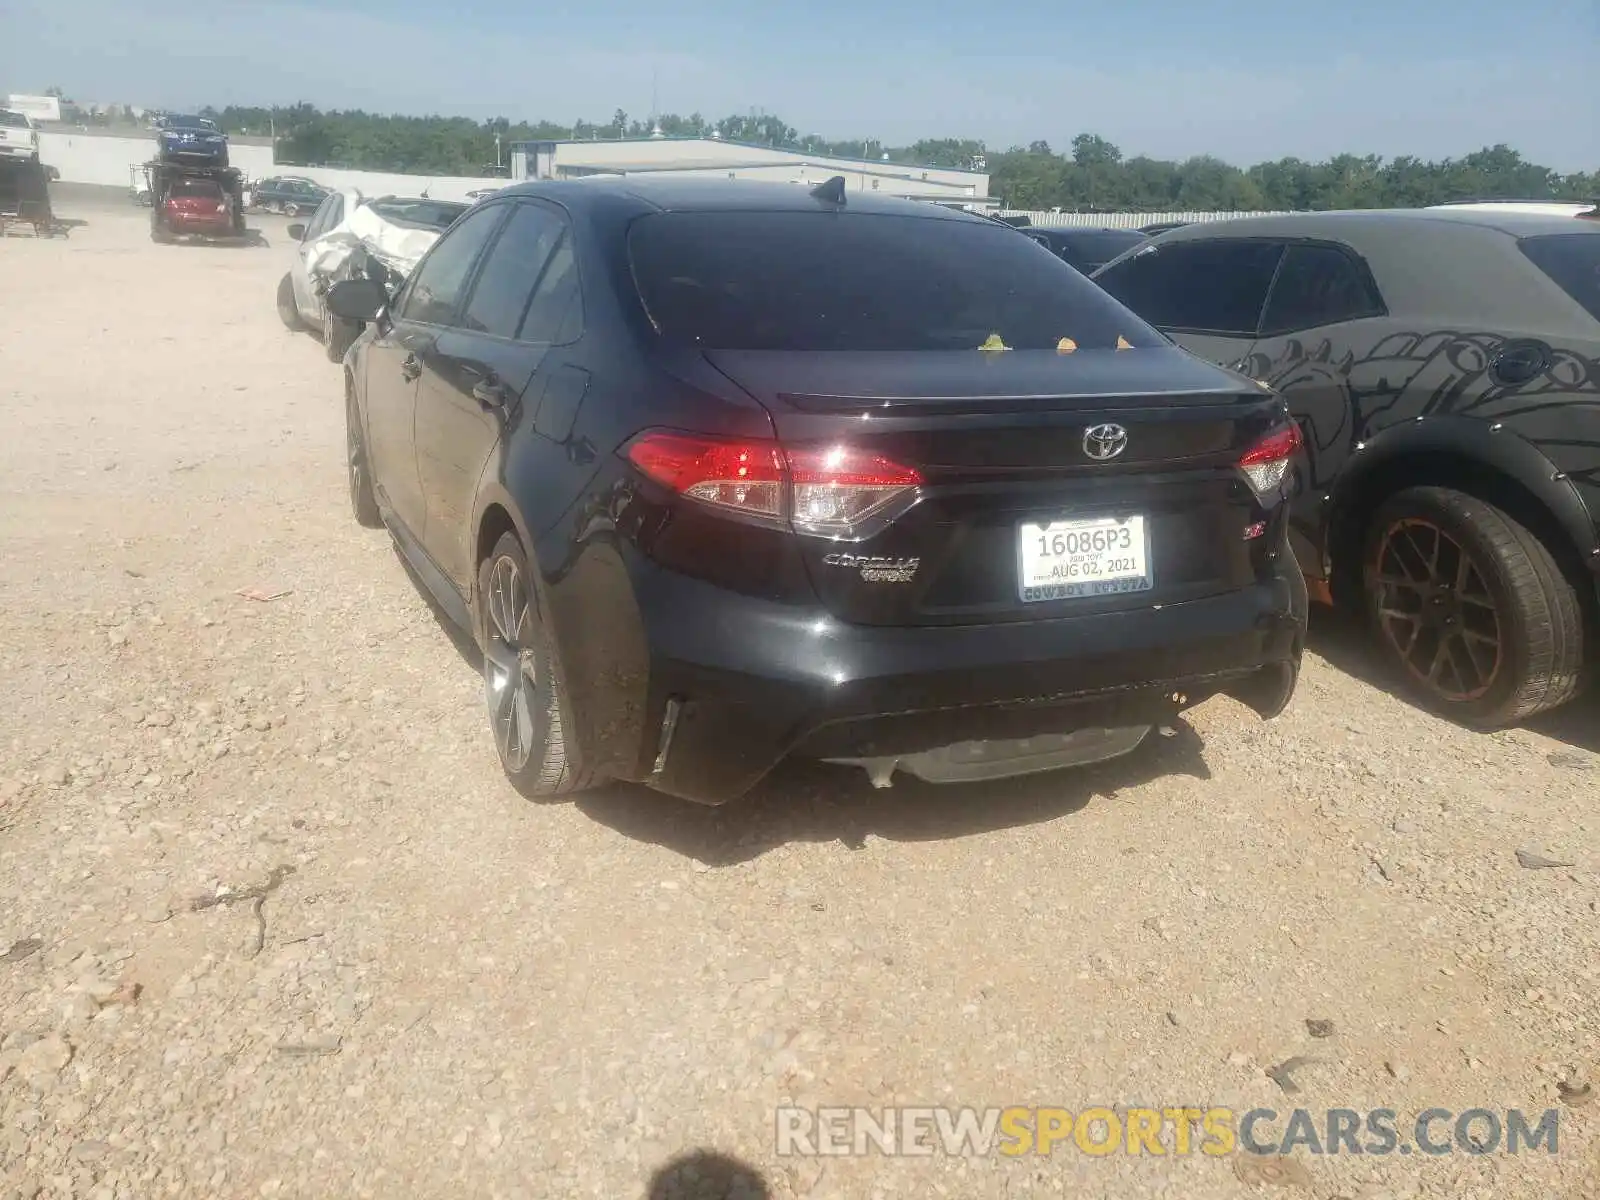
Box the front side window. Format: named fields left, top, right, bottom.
left=304, top=194, right=339, bottom=239
left=1094, top=240, right=1284, bottom=336
left=398, top=204, right=506, bottom=327
left=628, top=211, right=1160, bottom=351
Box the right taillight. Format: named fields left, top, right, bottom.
left=1237, top=423, right=1303, bottom=500
left=624, top=431, right=923, bottom=537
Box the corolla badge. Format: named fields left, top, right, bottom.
left=822, top=553, right=920, bottom=583
left=1082, top=423, right=1129, bottom=460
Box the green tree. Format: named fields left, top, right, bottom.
left=196, top=102, right=1597, bottom=208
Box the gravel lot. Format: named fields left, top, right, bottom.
left=1, top=198, right=1597, bottom=1200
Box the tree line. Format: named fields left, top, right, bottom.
left=41, top=90, right=1599, bottom=211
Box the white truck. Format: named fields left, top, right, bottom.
left=0, top=109, right=40, bottom=161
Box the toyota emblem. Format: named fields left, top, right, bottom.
left=1082, top=423, right=1129, bottom=461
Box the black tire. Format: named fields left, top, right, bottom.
left=323, top=306, right=358, bottom=362
left=277, top=274, right=305, bottom=331
left=475, top=532, right=602, bottom=799
left=345, top=390, right=383, bottom=529
left=1362, top=486, right=1584, bottom=728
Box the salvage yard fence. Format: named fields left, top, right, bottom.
left=999, top=209, right=1300, bottom=229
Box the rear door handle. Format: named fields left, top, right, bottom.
left=400, top=354, right=421, bottom=382
left=472, top=376, right=510, bottom=408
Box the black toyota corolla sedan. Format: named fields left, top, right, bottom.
left=326, top=177, right=1307, bottom=805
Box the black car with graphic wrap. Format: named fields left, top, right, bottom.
left=1094, top=210, right=1600, bottom=727
left=156, top=115, right=229, bottom=169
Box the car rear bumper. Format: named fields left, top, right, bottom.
left=165, top=216, right=235, bottom=235
left=613, top=557, right=1306, bottom=805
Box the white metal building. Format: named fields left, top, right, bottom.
left=508, top=136, right=990, bottom=204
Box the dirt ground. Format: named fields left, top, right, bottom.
left=1, top=196, right=1597, bottom=1200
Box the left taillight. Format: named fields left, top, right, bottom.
left=624, top=432, right=786, bottom=521
left=1237, top=423, right=1302, bottom=501
left=624, top=431, right=923, bottom=536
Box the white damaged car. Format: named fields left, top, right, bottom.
left=276, top=189, right=470, bottom=360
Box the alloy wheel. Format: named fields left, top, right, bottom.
left=482, top=556, right=539, bottom=773
left=346, top=399, right=365, bottom=505
left=1370, top=517, right=1504, bottom=702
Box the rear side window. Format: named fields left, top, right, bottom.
left=1520, top=233, right=1600, bottom=323
left=459, top=204, right=565, bottom=339
left=519, top=236, right=583, bottom=343
left=1094, top=240, right=1284, bottom=335
left=628, top=212, right=1161, bottom=352
left=1259, top=244, right=1385, bottom=335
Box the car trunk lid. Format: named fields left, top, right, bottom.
left=703, top=345, right=1288, bottom=627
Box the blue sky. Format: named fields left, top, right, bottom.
left=4, top=0, right=1596, bottom=170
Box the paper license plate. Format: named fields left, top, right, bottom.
left=1018, top=515, right=1152, bottom=601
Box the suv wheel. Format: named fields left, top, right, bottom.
left=1362, top=486, right=1584, bottom=728
left=476, top=533, right=600, bottom=799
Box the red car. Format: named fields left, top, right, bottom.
left=159, top=178, right=234, bottom=238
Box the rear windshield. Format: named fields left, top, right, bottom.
left=0, top=110, right=30, bottom=128
left=1520, top=233, right=1600, bottom=323
left=171, top=180, right=222, bottom=199
left=1066, top=230, right=1148, bottom=260
left=628, top=211, right=1163, bottom=352
left=366, top=199, right=468, bottom=231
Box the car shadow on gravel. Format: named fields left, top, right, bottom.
left=1307, top=605, right=1600, bottom=755
left=648, top=1150, right=770, bottom=1199
left=577, top=720, right=1211, bottom=865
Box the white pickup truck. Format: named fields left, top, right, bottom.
left=0, top=109, right=40, bottom=161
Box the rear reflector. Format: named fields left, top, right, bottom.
left=625, top=431, right=923, bottom=535
left=1237, top=423, right=1303, bottom=499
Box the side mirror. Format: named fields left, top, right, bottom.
left=286, top=223, right=306, bottom=241
left=327, top=278, right=388, bottom=322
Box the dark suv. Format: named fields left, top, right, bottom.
left=253, top=176, right=328, bottom=216
left=327, top=178, right=1306, bottom=805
